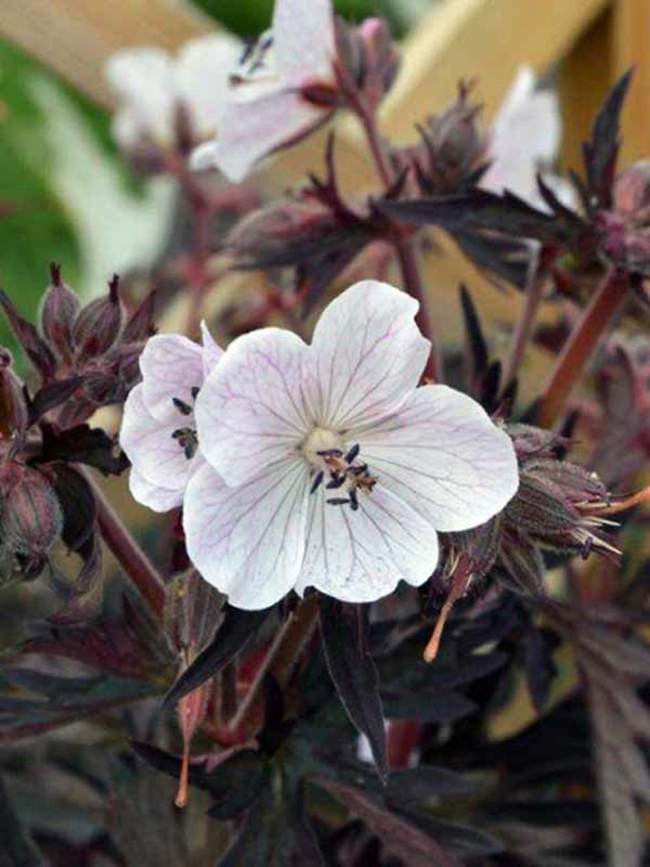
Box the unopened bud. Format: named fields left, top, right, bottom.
left=0, top=349, right=28, bottom=440
left=73, top=275, right=123, bottom=363
left=40, top=264, right=81, bottom=359
left=614, top=160, right=650, bottom=220
left=0, top=465, right=63, bottom=577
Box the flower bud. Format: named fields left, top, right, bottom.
left=40, top=263, right=81, bottom=359
left=73, top=275, right=124, bottom=363
left=334, top=16, right=399, bottom=110
left=405, top=84, right=487, bottom=194
left=0, top=349, right=28, bottom=441
left=613, top=160, right=650, bottom=220
left=0, top=465, right=63, bottom=578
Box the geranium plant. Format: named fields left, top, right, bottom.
left=0, top=2, right=649, bottom=866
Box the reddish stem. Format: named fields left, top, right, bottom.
left=85, top=470, right=166, bottom=620
left=538, top=270, right=628, bottom=428
left=355, top=101, right=441, bottom=381
left=387, top=720, right=423, bottom=769
left=501, top=262, right=548, bottom=391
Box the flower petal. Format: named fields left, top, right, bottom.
left=195, top=327, right=312, bottom=486
left=105, top=47, right=175, bottom=148
left=309, top=280, right=430, bottom=430
left=140, top=333, right=204, bottom=422
left=175, top=34, right=243, bottom=139
left=120, top=384, right=195, bottom=496
left=272, top=0, right=336, bottom=85
left=183, top=459, right=309, bottom=610
left=483, top=67, right=561, bottom=202
left=200, top=320, right=224, bottom=376
left=206, top=90, right=327, bottom=182
left=296, top=483, right=438, bottom=603
left=128, top=467, right=183, bottom=512
left=355, top=384, right=519, bottom=533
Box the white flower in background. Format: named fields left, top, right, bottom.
left=184, top=280, right=519, bottom=610
left=120, top=323, right=223, bottom=512
left=106, top=34, right=242, bottom=151
left=482, top=66, right=573, bottom=207
left=191, top=0, right=338, bottom=183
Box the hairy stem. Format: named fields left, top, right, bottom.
left=355, top=101, right=441, bottom=381
left=502, top=262, right=548, bottom=390
left=539, top=270, right=628, bottom=428
left=85, top=470, right=166, bottom=620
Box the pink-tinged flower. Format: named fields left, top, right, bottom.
left=106, top=34, right=242, bottom=151
left=482, top=67, right=572, bottom=207
left=120, top=323, right=223, bottom=512
left=191, top=0, right=338, bottom=182
left=184, top=280, right=519, bottom=610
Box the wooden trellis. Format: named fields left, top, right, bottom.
left=1, top=0, right=648, bottom=384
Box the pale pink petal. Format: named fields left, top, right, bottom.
left=354, top=385, right=519, bottom=533
left=200, top=320, right=224, bottom=376
left=483, top=67, right=561, bottom=202
left=296, top=483, right=439, bottom=603
left=120, top=384, right=195, bottom=496
left=128, top=467, right=183, bottom=512
left=105, top=48, right=176, bottom=148
left=183, top=459, right=310, bottom=610
left=207, top=91, right=327, bottom=182
left=272, top=0, right=336, bottom=85
left=139, top=333, right=204, bottom=422
left=189, top=141, right=218, bottom=172
left=195, top=328, right=313, bottom=486
left=175, top=34, right=243, bottom=138
left=309, top=280, right=430, bottom=430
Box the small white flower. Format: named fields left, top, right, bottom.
left=483, top=67, right=573, bottom=207
left=184, top=280, right=519, bottom=610
left=120, top=323, right=223, bottom=512
left=106, top=34, right=242, bottom=151
left=191, top=0, right=338, bottom=182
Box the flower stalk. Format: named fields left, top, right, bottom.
left=84, top=469, right=166, bottom=620
left=539, top=269, right=628, bottom=428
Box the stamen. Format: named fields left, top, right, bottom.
left=327, top=497, right=351, bottom=507
left=310, top=470, right=324, bottom=494
left=172, top=427, right=198, bottom=461
left=326, top=475, right=345, bottom=490
left=349, top=489, right=359, bottom=511
left=172, top=397, right=193, bottom=416
left=191, top=386, right=200, bottom=400
left=345, top=443, right=360, bottom=464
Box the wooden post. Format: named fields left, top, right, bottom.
left=613, top=0, right=650, bottom=166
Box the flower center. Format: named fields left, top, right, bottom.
left=301, top=428, right=377, bottom=512
left=171, top=386, right=200, bottom=461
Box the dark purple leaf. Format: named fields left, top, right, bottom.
left=48, top=464, right=96, bottom=552
left=523, top=625, right=558, bottom=713
left=316, top=777, right=463, bottom=867
left=36, top=423, right=128, bottom=475
left=27, top=376, right=84, bottom=424
left=122, top=288, right=157, bottom=343
left=0, top=772, right=43, bottom=866
left=319, top=597, right=388, bottom=783
left=383, top=689, right=476, bottom=724
left=0, top=289, right=56, bottom=380
left=386, top=766, right=476, bottom=806
left=163, top=605, right=272, bottom=709
left=583, top=70, right=633, bottom=209
left=459, top=284, right=488, bottom=389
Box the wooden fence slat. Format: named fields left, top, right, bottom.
left=0, top=0, right=213, bottom=107
left=614, top=0, right=650, bottom=165
left=380, top=0, right=610, bottom=142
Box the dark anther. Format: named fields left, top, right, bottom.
left=191, top=386, right=200, bottom=400
left=349, top=464, right=368, bottom=476
left=349, top=489, right=359, bottom=511
left=327, top=497, right=351, bottom=507
left=171, top=427, right=198, bottom=461
left=317, top=448, right=343, bottom=458
left=172, top=397, right=193, bottom=416
left=345, top=443, right=360, bottom=464
left=581, top=537, right=593, bottom=560
left=326, top=474, right=345, bottom=490
left=310, top=470, right=324, bottom=494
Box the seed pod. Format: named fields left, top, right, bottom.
left=0, top=349, right=28, bottom=440
left=40, top=263, right=81, bottom=359
left=73, top=275, right=124, bottom=363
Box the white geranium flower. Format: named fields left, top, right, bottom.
left=120, top=323, right=223, bottom=512
left=106, top=34, right=242, bottom=151
left=184, top=281, right=519, bottom=610
left=191, top=0, right=338, bottom=182
left=482, top=67, right=574, bottom=208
